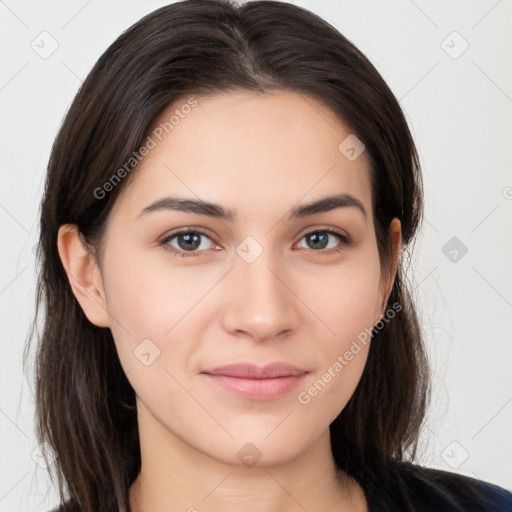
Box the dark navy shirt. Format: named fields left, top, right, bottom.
left=50, top=460, right=512, bottom=511
left=364, top=461, right=512, bottom=511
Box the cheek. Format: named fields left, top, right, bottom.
left=101, top=248, right=218, bottom=392
left=302, top=250, right=382, bottom=344
left=100, top=248, right=172, bottom=374
left=103, top=268, right=188, bottom=410
left=103, top=246, right=208, bottom=338
left=293, top=251, right=381, bottom=411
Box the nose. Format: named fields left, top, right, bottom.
left=221, top=248, right=299, bottom=342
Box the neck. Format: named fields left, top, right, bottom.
left=129, top=401, right=367, bottom=512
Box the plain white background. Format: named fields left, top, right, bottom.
left=1, top=1, right=511, bottom=510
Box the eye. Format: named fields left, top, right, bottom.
left=159, top=227, right=351, bottom=258
left=296, top=229, right=350, bottom=253
left=159, top=229, right=219, bottom=257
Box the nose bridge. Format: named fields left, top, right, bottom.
left=222, top=240, right=297, bottom=340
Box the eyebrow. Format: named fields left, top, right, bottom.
left=137, top=193, right=367, bottom=221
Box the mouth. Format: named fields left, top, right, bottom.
left=201, top=362, right=308, bottom=400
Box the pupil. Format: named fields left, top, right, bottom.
left=179, top=233, right=201, bottom=250
left=308, top=232, right=327, bottom=249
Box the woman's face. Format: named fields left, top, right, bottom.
left=95, top=90, right=399, bottom=466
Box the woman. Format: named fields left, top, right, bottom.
left=28, top=0, right=512, bottom=511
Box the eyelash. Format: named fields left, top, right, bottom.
left=158, top=227, right=351, bottom=258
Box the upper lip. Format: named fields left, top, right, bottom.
left=201, top=362, right=308, bottom=379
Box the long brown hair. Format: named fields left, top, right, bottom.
left=25, top=1, right=429, bottom=510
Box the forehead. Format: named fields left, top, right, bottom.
left=112, top=90, right=373, bottom=222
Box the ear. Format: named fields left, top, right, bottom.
left=375, top=217, right=402, bottom=323
left=57, top=224, right=110, bottom=328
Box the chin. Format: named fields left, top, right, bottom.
left=194, top=424, right=317, bottom=469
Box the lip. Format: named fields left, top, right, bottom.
left=201, top=362, right=308, bottom=400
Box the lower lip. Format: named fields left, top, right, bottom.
left=202, top=373, right=307, bottom=400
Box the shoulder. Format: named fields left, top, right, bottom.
left=365, top=460, right=512, bottom=512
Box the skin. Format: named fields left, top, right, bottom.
left=58, top=90, right=401, bottom=512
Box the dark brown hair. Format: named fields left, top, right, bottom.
left=26, top=1, right=429, bottom=510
